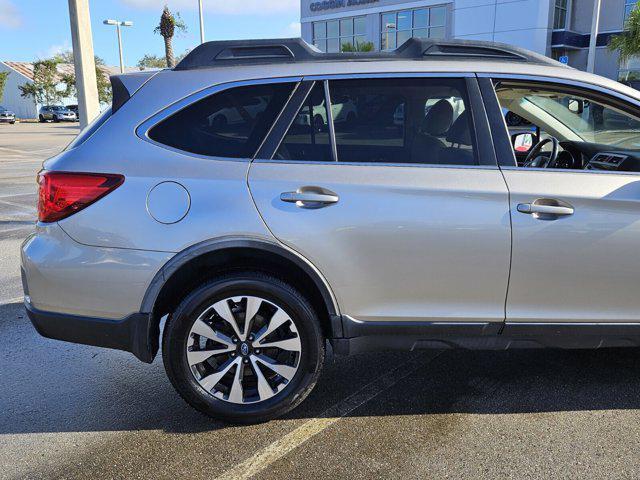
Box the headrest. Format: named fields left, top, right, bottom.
left=421, top=99, right=454, bottom=136
left=446, top=110, right=472, bottom=146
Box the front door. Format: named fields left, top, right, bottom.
left=489, top=77, right=640, bottom=324
left=249, top=77, right=511, bottom=326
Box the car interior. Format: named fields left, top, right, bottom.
left=495, top=82, right=640, bottom=172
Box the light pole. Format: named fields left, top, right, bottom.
left=198, top=0, right=205, bottom=44
left=587, top=0, right=602, bottom=73
left=103, top=19, right=133, bottom=74
left=68, top=0, right=100, bottom=128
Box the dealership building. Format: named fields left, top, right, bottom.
left=300, top=0, right=638, bottom=81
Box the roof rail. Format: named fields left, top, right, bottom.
left=174, top=37, right=562, bottom=71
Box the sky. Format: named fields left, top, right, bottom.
left=0, top=0, right=301, bottom=66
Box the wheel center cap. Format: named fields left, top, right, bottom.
left=239, top=342, right=250, bottom=356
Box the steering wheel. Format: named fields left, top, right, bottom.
left=523, top=137, right=559, bottom=168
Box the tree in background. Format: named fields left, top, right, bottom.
left=137, top=54, right=167, bottom=70
left=60, top=56, right=112, bottom=105
left=19, top=59, right=61, bottom=105
left=137, top=50, right=189, bottom=70
left=154, top=6, right=187, bottom=68
left=340, top=41, right=375, bottom=53
left=610, top=4, right=640, bottom=77
left=0, top=72, right=9, bottom=103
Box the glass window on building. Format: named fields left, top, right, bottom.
left=553, top=0, right=569, bottom=30
left=381, top=6, right=447, bottom=51
left=313, top=16, right=367, bottom=53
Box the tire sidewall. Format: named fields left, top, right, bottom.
left=163, top=274, right=324, bottom=423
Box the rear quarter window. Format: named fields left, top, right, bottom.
left=148, top=83, right=295, bottom=158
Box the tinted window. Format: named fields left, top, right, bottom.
left=330, top=78, right=477, bottom=165
left=149, top=83, right=295, bottom=158
left=275, top=82, right=332, bottom=162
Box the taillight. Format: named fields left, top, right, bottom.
left=37, top=171, right=124, bottom=223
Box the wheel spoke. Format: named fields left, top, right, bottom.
left=256, top=355, right=297, bottom=381
left=213, top=299, right=244, bottom=340
left=228, top=362, right=244, bottom=403
left=191, top=319, right=235, bottom=348
left=244, top=296, right=262, bottom=334
left=253, top=309, right=291, bottom=345
left=257, top=336, right=301, bottom=352
left=250, top=356, right=275, bottom=401
left=200, top=357, right=240, bottom=392
left=187, top=345, right=235, bottom=366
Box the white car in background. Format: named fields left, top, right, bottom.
left=295, top=97, right=358, bottom=131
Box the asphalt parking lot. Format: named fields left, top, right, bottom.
left=3, top=122, right=640, bottom=479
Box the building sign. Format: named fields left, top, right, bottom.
left=310, top=0, right=380, bottom=12
left=559, top=55, right=569, bottom=65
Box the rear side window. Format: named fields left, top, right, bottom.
left=330, top=78, right=478, bottom=165
left=149, top=83, right=295, bottom=158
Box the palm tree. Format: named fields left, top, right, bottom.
left=609, top=4, right=640, bottom=67
left=340, top=41, right=375, bottom=53
left=154, top=5, right=187, bottom=68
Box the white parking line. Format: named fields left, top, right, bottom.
left=0, top=296, right=23, bottom=306
left=217, top=351, right=441, bottom=480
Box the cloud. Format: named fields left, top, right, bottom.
left=39, top=40, right=72, bottom=60
left=285, top=21, right=301, bottom=36
left=0, top=0, right=22, bottom=29
left=119, top=0, right=298, bottom=15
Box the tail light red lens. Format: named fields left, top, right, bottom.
left=37, top=171, right=124, bottom=223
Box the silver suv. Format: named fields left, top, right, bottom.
left=22, top=38, right=640, bottom=423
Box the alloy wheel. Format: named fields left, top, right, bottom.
left=186, top=295, right=302, bottom=404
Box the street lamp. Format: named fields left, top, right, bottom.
left=103, top=19, right=133, bottom=74
left=198, top=0, right=205, bottom=44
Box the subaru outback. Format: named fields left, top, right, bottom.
left=22, top=38, right=640, bottom=423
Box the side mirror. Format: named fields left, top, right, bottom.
left=512, top=132, right=535, bottom=153
left=568, top=99, right=584, bottom=114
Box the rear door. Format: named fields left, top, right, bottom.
left=248, top=75, right=511, bottom=328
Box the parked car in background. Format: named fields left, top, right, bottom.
left=0, top=106, right=16, bottom=124
left=39, top=105, right=76, bottom=123
left=67, top=105, right=80, bottom=122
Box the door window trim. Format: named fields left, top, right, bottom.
left=257, top=72, right=498, bottom=169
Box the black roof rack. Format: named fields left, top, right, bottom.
left=175, top=37, right=561, bottom=71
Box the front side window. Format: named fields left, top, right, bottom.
left=381, top=6, right=446, bottom=51
left=149, top=83, right=295, bottom=158
left=495, top=82, right=640, bottom=171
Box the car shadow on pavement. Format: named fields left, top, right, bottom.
left=3, top=301, right=640, bottom=435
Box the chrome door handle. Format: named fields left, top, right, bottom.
left=517, top=200, right=574, bottom=218
left=280, top=188, right=339, bottom=208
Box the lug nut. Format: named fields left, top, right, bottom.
left=243, top=358, right=249, bottom=364
left=232, top=337, right=238, bottom=343
left=255, top=349, right=261, bottom=354
left=248, top=335, right=254, bottom=341
left=231, top=352, right=236, bottom=357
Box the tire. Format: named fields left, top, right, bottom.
left=162, top=272, right=325, bottom=423
left=53, top=117, right=60, bottom=123
left=39, top=115, right=45, bottom=123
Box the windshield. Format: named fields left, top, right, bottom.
left=505, top=89, right=640, bottom=150
left=51, top=106, right=66, bottom=111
